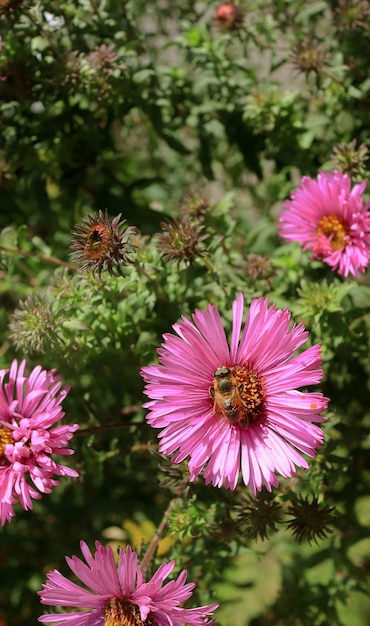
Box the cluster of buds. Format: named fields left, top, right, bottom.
left=8, top=293, right=64, bottom=355
left=155, top=217, right=209, bottom=268
left=331, top=139, right=369, bottom=176
left=63, top=44, right=120, bottom=96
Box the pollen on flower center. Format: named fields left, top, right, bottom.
left=104, top=598, right=154, bottom=626
left=85, top=224, right=110, bottom=259
left=232, top=365, right=266, bottom=425
left=71, top=209, right=137, bottom=277
left=0, top=425, right=14, bottom=466
left=316, top=214, right=349, bottom=250
left=211, top=364, right=266, bottom=429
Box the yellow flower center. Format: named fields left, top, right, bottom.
left=210, top=364, right=266, bottom=429
left=0, top=425, right=14, bottom=466
left=104, top=599, right=154, bottom=626
left=316, top=214, right=349, bottom=250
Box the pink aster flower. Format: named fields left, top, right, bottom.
left=0, top=359, right=78, bottom=525
left=38, top=540, right=218, bottom=625
left=279, top=170, right=370, bottom=278
left=141, top=294, right=329, bottom=493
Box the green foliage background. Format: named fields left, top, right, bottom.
left=1, top=1, right=370, bottom=624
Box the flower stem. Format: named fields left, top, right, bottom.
left=199, top=256, right=228, bottom=295
left=0, top=244, right=77, bottom=271
left=321, top=67, right=344, bottom=85
left=133, top=261, right=167, bottom=301
left=140, top=476, right=189, bottom=571
left=76, top=407, right=140, bottom=434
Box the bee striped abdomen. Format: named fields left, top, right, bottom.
left=209, top=366, right=249, bottom=428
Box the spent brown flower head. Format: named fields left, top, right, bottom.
left=331, top=139, right=369, bottom=175
left=286, top=495, right=335, bottom=545
left=70, top=209, right=136, bottom=277
left=335, top=0, right=370, bottom=30
left=215, top=3, right=244, bottom=31
left=235, top=492, right=283, bottom=541
left=291, top=40, right=326, bottom=76
left=178, top=187, right=210, bottom=219
left=156, top=217, right=209, bottom=268
left=239, top=253, right=274, bottom=281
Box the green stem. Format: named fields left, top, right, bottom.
left=199, top=256, right=228, bottom=295
left=0, top=244, right=77, bottom=270
left=321, top=67, right=344, bottom=85
left=140, top=476, right=189, bottom=572
left=133, top=261, right=167, bottom=301
left=75, top=406, right=140, bottom=434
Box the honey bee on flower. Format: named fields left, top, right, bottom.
left=141, top=294, right=329, bottom=493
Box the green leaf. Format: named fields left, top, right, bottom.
left=31, top=36, right=49, bottom=52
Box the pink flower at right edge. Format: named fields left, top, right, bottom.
left=0, top=359, right=78, bottom=525
left=278, top=170, right=370, bottom=278
left=141, top=294, right=329, bottom=493
left=38, top=541, right=218, bottom=626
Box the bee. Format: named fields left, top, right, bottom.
left=209, top=365, right=249, bottom=429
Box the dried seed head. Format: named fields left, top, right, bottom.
left=235, top=493, right=282, bottom=541
left=156, top=217, right=209, bottom=268
left=239, top=253, right=274, bottom=281
left=335, top=0, right=370, bottom=30
left=286, top=495, right=335, bottom=545
left=178, top=187, right=210, bottom=219
left=70, top=209, right=137, bottom=277
left=291, top=40, right=326, bottom=76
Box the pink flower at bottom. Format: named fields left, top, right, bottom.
left=141, top=294, right=329, bottom=493
left=38, top=541, right=218, bottom=626
left=278, top=170, right=370, bottom=278
left=0, top=359, right=78, bottom=525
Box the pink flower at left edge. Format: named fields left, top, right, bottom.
left=38, top=541, right=218, bottom=626
left=141, top=294, right=329, bottom=493
left=0, top=359, right=79, bottom=525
